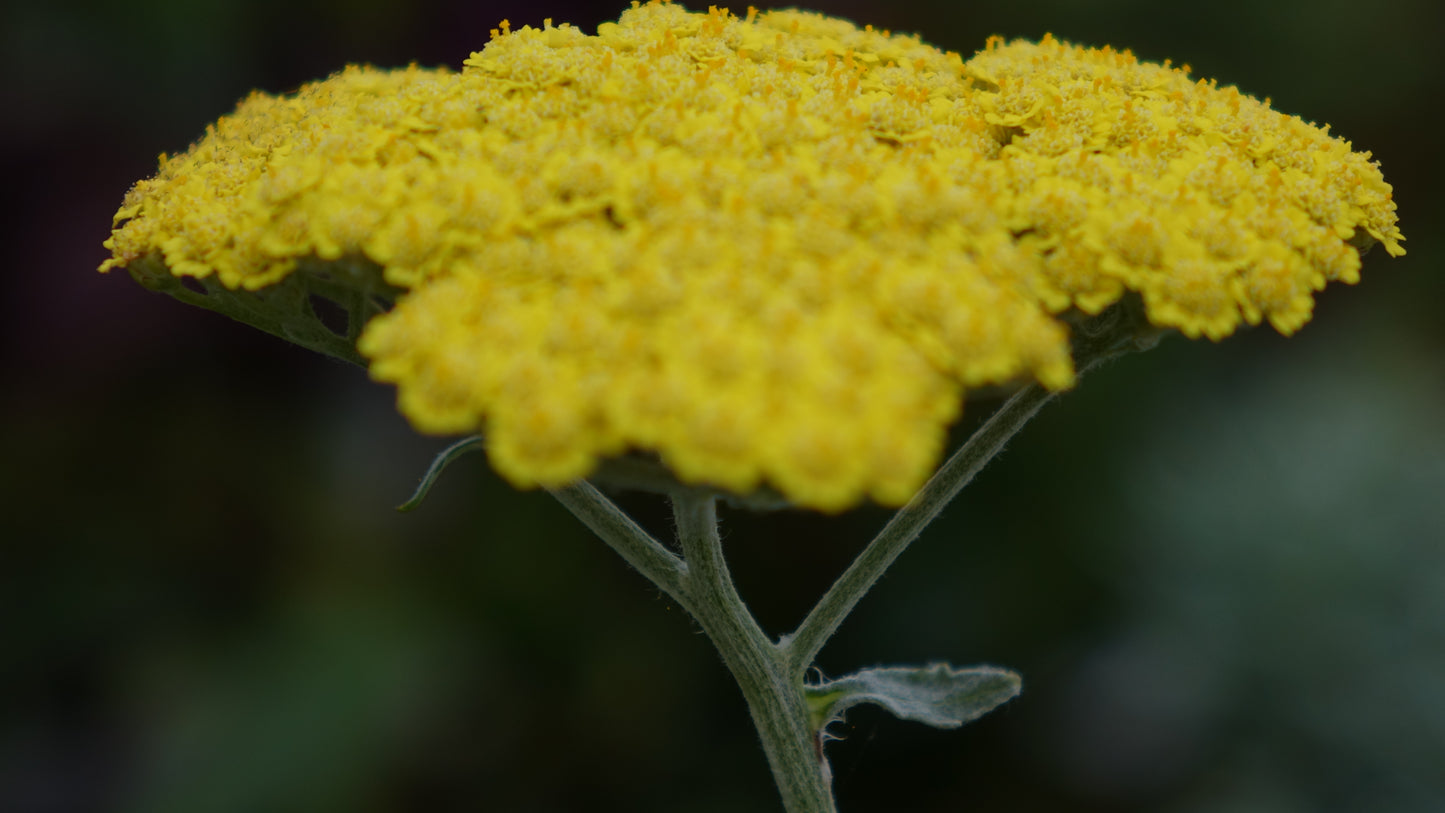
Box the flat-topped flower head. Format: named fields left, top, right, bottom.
left=101, top=2, right=1404, bottom=511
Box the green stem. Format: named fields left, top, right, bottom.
left=551, top=483, right=835, bottom=811
left=671, top=492, right=835, bottom=813
left=783, top=383, right=1055, bottom=676
left=547, top=479, right=688, bottom=599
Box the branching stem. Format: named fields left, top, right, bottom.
left=671, top=493, right=836, bottom=813
left=547, top=479, right=688, bottom=599
left=545, top=386, right=1054, bottom=812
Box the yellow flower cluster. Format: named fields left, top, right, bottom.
left=101, top=2, right=1403, bottom=510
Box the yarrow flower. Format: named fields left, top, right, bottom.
left=101, top=1, right=1403, bottom=511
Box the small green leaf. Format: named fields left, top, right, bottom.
left=804, top=663, right=1021, bottom=732
left=398, top=436, right=486, bottom=512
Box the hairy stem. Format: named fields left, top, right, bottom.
left=784, top=383, right=1056, bottom=675
left=547, top=479, right=688, bottom=599
left=549, top=484, right=834, bottom=811
left=671, top=492, right=836, bottom=813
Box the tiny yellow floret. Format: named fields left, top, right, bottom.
left=102, top=2, right=1404, bottom=511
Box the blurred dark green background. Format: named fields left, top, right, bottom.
left=3, top=0, right=1441, bottom=811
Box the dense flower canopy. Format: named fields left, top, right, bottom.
left=102, top=2, right=1403, bottom=510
